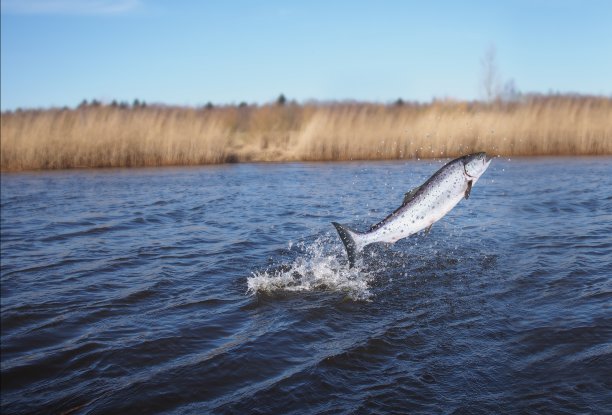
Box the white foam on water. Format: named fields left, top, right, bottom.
left=247, top=237, right=373, bottom=301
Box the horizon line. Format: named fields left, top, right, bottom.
left=2, top=91, right=611, bottom=113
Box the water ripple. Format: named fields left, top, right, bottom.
left=1, top=159, right=611, bottom=414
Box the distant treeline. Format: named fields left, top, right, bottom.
left=1, top=95, right=611, bottom=170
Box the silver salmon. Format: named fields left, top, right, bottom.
left=333, top=152, right=492, bottom=267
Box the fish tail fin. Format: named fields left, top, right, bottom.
left=332, top=222, right=365, bottom=268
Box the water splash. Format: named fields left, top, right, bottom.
left=247, top=236, right=373, bottom=301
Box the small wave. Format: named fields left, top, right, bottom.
left=247, top=237, right=373, bottom=301
left=40, top=224, right=119, bottom=242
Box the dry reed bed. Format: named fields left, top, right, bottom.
left=1, top=96, right=611, bottom=170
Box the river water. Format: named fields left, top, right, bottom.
left=1, top=157, right=611, bottom=414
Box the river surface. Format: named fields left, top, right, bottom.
left=1, top=157, right=611, bottom=414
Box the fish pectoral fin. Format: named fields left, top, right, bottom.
left=424, top=224, right=433, bottom=235
left=402, top=185, right=421, bottom=205
left=464, top=180, right=473, bottom=199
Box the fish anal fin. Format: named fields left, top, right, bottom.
left=465, top=180, right=473, bottom=199
left=424, top=224, right=432, bottom=235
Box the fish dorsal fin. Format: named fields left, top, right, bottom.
left=368, top=185, right=423, bottom=232
left=402, top=186, right=421, bottom=205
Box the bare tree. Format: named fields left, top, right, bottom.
left=481, top=45, right=501, bottom=102
left=501, top=78, right=520, bottom=102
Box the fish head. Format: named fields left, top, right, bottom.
left=462, top=152, right=492, bottom=180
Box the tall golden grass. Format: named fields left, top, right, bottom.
left=1, top=96, right=610, bottom=170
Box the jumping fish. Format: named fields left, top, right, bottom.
left=333, top=152, right=492, bottom=267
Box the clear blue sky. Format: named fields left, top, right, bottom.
left=1, top=0, right=611, bottom=110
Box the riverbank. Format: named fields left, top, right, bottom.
left=2, top=95, right=610, bottom=171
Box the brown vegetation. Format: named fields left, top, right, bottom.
left=1, top=95, right=611, bottom=171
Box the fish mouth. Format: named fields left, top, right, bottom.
left=464, top=152, right=492, bottom=178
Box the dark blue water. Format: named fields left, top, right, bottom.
left=1, top=158, right=611, bottom=414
